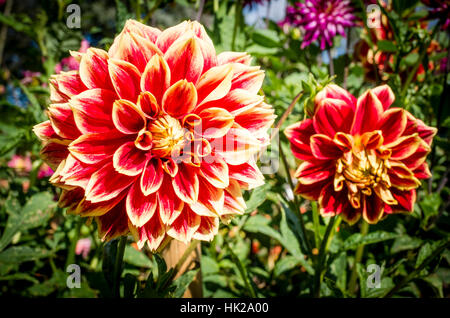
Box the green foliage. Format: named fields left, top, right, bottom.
left=0, top=0, right=448, bottom=299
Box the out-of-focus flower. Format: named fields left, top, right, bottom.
left=38, top=163, right=54, bottom=179
left=75, top=237, right=92, bottom=259
left=244, top=0, right=269, bottom=8
left=422, top=0, right=450, bottom=30
left=285, top=84, right=436, bottom=224
left=34, top=19, right=275, bottom=251
left=355, top=9, right=439, bottom=83
left=55, top=39, right=90, bottom=73
left=8, top=154, right=32, bottom=173
left=280, top=0, right=357, bottom=49
left=21, top=70, right=41, bottom=85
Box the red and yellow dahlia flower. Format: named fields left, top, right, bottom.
left=285, top=84, right=436, bottom=224
left=33, top=20, right=275, bottom=250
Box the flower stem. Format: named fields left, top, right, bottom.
left=112, top=236, right=127, bottom=298
left=327, top=48, right=334, bottom=76
left=348, top=221, right=369, bottom=296
left=313, top=216, right=336, bottom=297
left=65, top=218, right=83, bottom=269
left=231, top=0, right=243, bottom=51
left=279, top=144, right=312, bottom=256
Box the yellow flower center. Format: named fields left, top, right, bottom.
left=147, top=115, right=188, bottom=158
left=333, top=135, right=398, bottom=208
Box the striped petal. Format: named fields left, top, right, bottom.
left=162, top=79, right=197, bottom=118
left=126, top=179, right=158, bottom=227
left=112, top=99, right=146, bottom=134
left=108, top=58, right=141, bottom=102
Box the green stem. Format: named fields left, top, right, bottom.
left=327, top=48, right=334, bottom=76
left=279, top=144, right=312, bottom=256
left=400, top=22, right=440, bottom=100
left=312, top=202, right=320, bottom=249
left=65, top=219, right=83, bottom=269
left=348, top=221, right=369, bottom=296
left=313, top=216, right=336, bottom=297
left=384, top=239, right=450, bottom=298
left=231, top=0, right=243, bottom=51
left=225, top=240, right=257, bottom=298
left=112, top=236, right=127, bottom=298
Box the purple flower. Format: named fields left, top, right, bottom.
left=282, top=0, right=357, bottom=49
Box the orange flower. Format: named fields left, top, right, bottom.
left=285, top=84, right=436, bottom=224
left=34, top=20, right=274, bottom=251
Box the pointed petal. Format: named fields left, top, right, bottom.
left=70, top=88, right=117, bottom=134
left=193, top=216, right=219, bottom=241
left=191, top=176, right=224, bottom=217
left=319, top=182, right=351, bottom=217
left=96, top=199, right=130, bottom=241
left=162, top=79, right=197, bottom=118
left=313, top=98, right=354, bottom=136
left=164, top=36, right=204, bottom=85
left=79, top=48, right=113, bottom=90
left=113, top=141, right=148, bottom=176
left=33, top=120, right=59, bottom=142
left=137, top=214, right=166, bottom=251
left=230, top=64, right=264, bottom=94
left=85, top=162, right=136, bottom=203
left=295, top=160, right=335, bottom=185
left=310, top=134, right=343, bottom=159
left=126, top=179, right=158, bottom=227
left=198, top=107, right=234, bottom=139
left=198, top=154, right=229, bottom=189
left=217, top=51, right=252, bottom=65
left=361, top=195, right=385, bottom=224
left=141, top=158, right=164, bottom=195
left=109, top=31, right=163, bottom=72
left=172, top=164, right=199, bottom=204
left=371, top=84, right=395, bottom=110
left=40, top=141, right=69, bottom=170
left=196, top=64, right=233, bottom=105
left=158, top=174, right=184, bottom=225
left=69, top=131, right=131, bottom=164
left=47, top=103, right=81, bottom=140
left=377, top=108, right=407, bottom=144
left=387, top=133, right=421, bottom=160
left=137, top=91, right=160, bottom=119
left=351, top=90, right=383, bottom=135
left=166, top=206, right=201, bottom=243
left=223, top=180, right=246, bottom=216
left=108, top=58, right=141, bottom=102
left=315, top=84, right=357, bottom=109
left=112, top=99, right=146, bottom=134
left=140, top=54, right=171, bottom=105
left=228, top=160, right=265, bottom=190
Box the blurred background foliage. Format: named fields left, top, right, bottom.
left=0, top=0, right=449, bottom=298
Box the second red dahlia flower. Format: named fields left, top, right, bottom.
left=34, top=20, right=275, bottom=250
left=285, top=84, right=436, bottom=224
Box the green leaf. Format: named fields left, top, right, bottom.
left=172, top=268, right=199, bottom=298
left=0, top=192, right=56, bottom=252
left=404, top=52, right=420, bottom=66
left=342, top=231, right=398, bottom=251
left=0, top=246, right=53, bottom=264
left=273, top=255, right=302, bottom=277
left=124, top=245, right=152, bottom=268
left=245, top=183, right=270, bottom=213
left=391, top=235, right=423, bottom=254
left=377, top=40, right=397, bottom=53
left=251, top=29, right=280, bottom=48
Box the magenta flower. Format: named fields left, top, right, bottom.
left=282, top=0, right=357, bottom=49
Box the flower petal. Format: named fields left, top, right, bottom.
left=164, top=36, right=204, bottom=85
left=108, top=58, right=141, bottom=102
left=140, top=54, right=171, bottom=105
left=191, top=176, right=224, bottom=217
left=141, top=158, right=164, bottom=195
left=196, top=64, right=233, bottom=105
left=166, top=206, right=201, bottom=243
left=193, top=216, right=219, bottom=241
left=69, top=131, right=131, bottom=164
left=96, top=199, right=130, bottom=241
left=113, top=141, right=148, bottom=176
left=315, top=84, right=356, bottom=109
left=371, top=84, right=395, bottom=110
left=198, top=107, right=234, bottom=139
left=228, top=159, right=265, bottom=190
left=137, top=214, right=166, bottom=251
left=79, top=48, right=113, bottom=90
left=85, top=162, right=136, bottom=203
left=310, top=134, right=343, bottom=160
left=172, top=163, right=199, bottom=204
left=137, top=91, right=160, bottom=119
left=126, top=179, right=158, bottom=227
left=112, top=99, right=146, bottom=134
left=162, top=79, right=197, bottom=118
left=47, top=103, right=81, bottom=140
left=351, top=90, right=383, bottom=135
left=313, top=98, right=354, bottom=137
left=377, top=108, right=407, bottom=144
left=70, top=88, right=117, bottom=134
left=198, top=154, right=229, bottom=189
left=387, top=133, right=421, bottom=160
left=158, top=174, right=184, bottom=225
left=295, top=160, right=335, bottom=185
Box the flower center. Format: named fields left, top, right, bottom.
left=147, top=115, right=188, bottom=158
left=334, top=145, right=397, bottom=209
